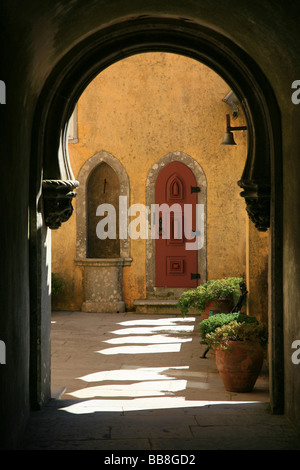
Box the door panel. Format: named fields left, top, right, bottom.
left=155, top=161, right=198, bottom=287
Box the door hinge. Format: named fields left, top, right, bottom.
left=191, top=186, right=200, bottom=193
left=191, top=273, right=200, bottom=280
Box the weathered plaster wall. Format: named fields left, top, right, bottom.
left=246, top=219, right=269, bottom=324
left=52, top=53, right=267, bottom=314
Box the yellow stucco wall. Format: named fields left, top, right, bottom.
left=246, top=218, right=269, bottom=323
left=51, top=52, right=268, bottom=317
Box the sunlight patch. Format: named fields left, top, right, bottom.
left=67, top=380, right=187, bottom=398
left=111, top=325, right=194, bottom=335
left=117, top=318, right=196, bottom=326
left=59, top=397, right=259, bottom=415
left=97, top=343, right=182, bottom=355
left=103, top=334, right=192, bottom=344
left=78, top=366, right=189, bottom=383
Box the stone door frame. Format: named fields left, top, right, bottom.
left=146, top=151, right=207, bottom=298
left=75, top=150, right=131, bottom=262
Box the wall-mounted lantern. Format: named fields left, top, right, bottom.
left=221, top=114, right=247, bottom=145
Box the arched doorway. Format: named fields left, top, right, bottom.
left=143, top=151, right=207, bottom=305
left=31, top=17, right=283, bottom=414
left=155, top=161, right=199, bottom=288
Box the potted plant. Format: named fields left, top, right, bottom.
left=178, top=277, right=245, bottom=319
left=199, top=312, right=257, bottom=359
left=199, top=312, right=258, bottom=343
left=205, top=319, right=268, bottom=393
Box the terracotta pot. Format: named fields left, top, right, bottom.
left=202, top=298, right=233, bottom=319
left=215, top=340, right=264, bottom=392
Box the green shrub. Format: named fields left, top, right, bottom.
left=51, top=273, right=64, bottom=297
left=177, top=277, right=245, bottom=316
left=199, top=312, right=257, bottom=343
left=205, top=320, right=268, bottom=350
left=177, top=285, right=207, bottom=316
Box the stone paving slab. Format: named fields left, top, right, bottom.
left=20, top=311, right=300, bottom=450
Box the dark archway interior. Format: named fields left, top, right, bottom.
left=5, top=3, right=300, bottom=449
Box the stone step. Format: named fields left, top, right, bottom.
left=133, top=299, right=199, bottom=315
left=133, top=299, right=180, bottom=314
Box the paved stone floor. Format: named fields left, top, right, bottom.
left=20, top=311, right=300, bottom=450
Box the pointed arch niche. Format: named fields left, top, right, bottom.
left=145, top=151, right=207, bottom=299
left=75, top=150, right=132, bottom=313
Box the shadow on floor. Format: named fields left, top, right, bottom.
left=20, top=311, right=300, bottom=450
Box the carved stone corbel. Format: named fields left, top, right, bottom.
left=42, top=180, right=79, bottom=229
left=238, top=180, right=270, bottom=232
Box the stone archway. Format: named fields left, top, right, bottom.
left=31, top=17, right=283, bottom=413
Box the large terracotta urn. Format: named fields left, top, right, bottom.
left=215, top=340, right=264, bottom=392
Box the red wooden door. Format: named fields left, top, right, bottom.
left=155, top=161, right=199, bottom=287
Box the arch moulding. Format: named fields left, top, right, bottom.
left=31, top=16, right=283, bottom=413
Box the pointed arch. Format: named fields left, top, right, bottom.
left=75, top=150, right=131, bottom=262
left=30, top=16, right=283, bottom=413
left=146, top=151, right=207, bottom=297
left=167, top=174, right=184, bottom=201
